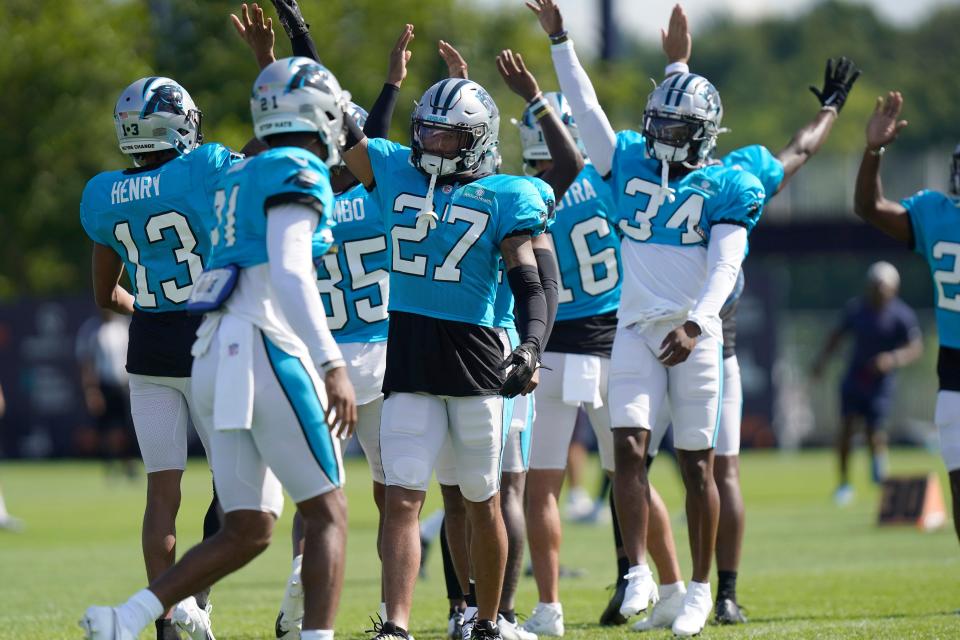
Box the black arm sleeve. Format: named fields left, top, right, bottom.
left=344, top=114, right=366, bottom=151
left=363, top=84, right=400, bottom=139
left=534, top=247, right=559, bottom=349
left=290, top=33, right=321, bottom=63
left=507, top=264, right=548, bottom=354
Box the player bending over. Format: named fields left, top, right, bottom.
left=81, top=57, right=356, bottom=640
left=853, top=90, right=960, bottom=547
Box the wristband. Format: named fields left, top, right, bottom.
left=664, top=61, right=690, bottom=77
left=820, top=105, right=839, bottom=115
left=527, top=94, right=552, bottom=122
left=549, top=30, right=568, bottom=44
left=321, top=358, right=346, bottom=374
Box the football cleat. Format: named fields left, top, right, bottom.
left=672, top=586, right=712, bottom=637
left=461, top=606, right=478, bottom=640
left=497, top=613, right=537, bottom=640
left=521, top=604, right=564, bottom=637
left=714, top=598, right=748, bottom=625
left=470, top=619, right=502, bottom=640
left=619, top=567, right=658, bottom=618
left=172, top=596, right=215, bottom=640
left=448, top=608, right=465, bottom=639
left=631, top=585, right=686, bottom=631
left=156, top=618, right=183, bottom=640
left=598, top=581, right=628, bottom=626
left=276, top=561, right=304, bottom=638
left=366, top=618, right=410, bottom=639
left=833, top=484, right=854, bottom=506
left=79, top=606, right=137, bottom=640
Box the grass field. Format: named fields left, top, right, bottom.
left=0, top=449, right=958, bottom=639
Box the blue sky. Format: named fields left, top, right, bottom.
left=476, top=0, right=958, bottom=53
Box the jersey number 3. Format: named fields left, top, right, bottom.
left=113, top=212, right=203, bottom=308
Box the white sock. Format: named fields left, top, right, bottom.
left=687, top=581, right=711, bottom=599
left=659, top=581, right=685, bottom=598
left=301, top=631, right=334, bottom=640
left=537, top=602, right=563, bottom=614
left=291, top=554, right=303, bottom=574
left=0, top=489, right=8, bottom=518
left=116, top=589, right=164, bottom=634
left=627, top=563, right=652, bottom=578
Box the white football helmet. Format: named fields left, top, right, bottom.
left=410, top=79, right=500, bottom=177
left=251, top=57, right=349, bottom=167
left=515, top=91, right=585, bottom=165
left=114, top=77, right=202, bottom=159
left=642, top=73, right=724, bottom=166
left=951, top=143, right=960, bottom=195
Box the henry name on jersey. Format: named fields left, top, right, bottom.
left=109, top=175, right=162, bottom=205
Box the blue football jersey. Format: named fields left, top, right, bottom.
left=902, top=190, right=960, bottom=349
left=79, top=143, right=241, bottom=312
left=608, top=131, right=766, bottom=249
left=207, top=146, right=335, bottom=270
left=548, top=165, right=621, bottom=321
left=367, top=138, right=552, bottom=327
left=722, top=145, right=784, bottom=202
left=315, top=183, right=389, bottom=344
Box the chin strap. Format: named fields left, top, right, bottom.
left=655, top=159, right=677, bottom=209
left=416, top=171, right=440, bottom=233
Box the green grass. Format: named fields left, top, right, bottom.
left=0, top=449, right=957, bottom=639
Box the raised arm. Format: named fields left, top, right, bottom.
left=231, top=3, right=276, bottom=70
left=774, top=58, right=860, bottom=190
left=363, top=24, right=413, bottom=140
left=496, top=49, right=583, bottom=199
left=270, top=0, right=321, bottom=61
left=528, top=0, right=616, bottom=176
left=853, top=92, right=912, bottom=244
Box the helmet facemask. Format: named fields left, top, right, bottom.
left=411, top=118, right=491, bottom=177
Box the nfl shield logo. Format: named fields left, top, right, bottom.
left=228, top=343, right=240, bottom=356
left=442, top=185, right=453, bottom=194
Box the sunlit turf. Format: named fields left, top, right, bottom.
left=0, top=448, right=957, bottom=639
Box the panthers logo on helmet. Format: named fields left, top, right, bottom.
left=286, top=63, right=332, bottom=94
left=141, top=84, right=186, bottom=118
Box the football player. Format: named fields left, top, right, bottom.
left=240, top=4, right=413, bottom=633
left=430, top=44, right=580, bottom=640
left=509, top=90, right=621, bottom=639
left=78, top=69, right=241, bottom=640
left=80, top=57, right=356, bottom=640
left=341, top=37, right=553, bottom=639
left=530, top=0, right=770, bottom=634
left=629, top=5, right=862, bottom=630
left=853, top=90, right=960, bottom=546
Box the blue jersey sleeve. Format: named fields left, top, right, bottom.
left=709, top=169, right=766, bottom=233
left=192, top=143, right=243, bottom=199
left=79, top=179, right=106, bottom=245
left=722, top=145, right=784, bottom=201
left=257, top=149, right=335, bottom=221
left=365, top=137, right=409, bottom=213
left=496, top=177, right=552, bottom=242
left=901, top=189, right=938, bottom=256
left=608, top=130, right=646, bottom=188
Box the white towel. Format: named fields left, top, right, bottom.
left=510, top=393, right=531, bottom=433
left=213, top=315, right=255, bottom=431
left=562, top=354, right=603, bottom=409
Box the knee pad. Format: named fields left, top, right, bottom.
left=389, top=455, right=433, bottom=491
left=459, top=471, right=499, bottom=503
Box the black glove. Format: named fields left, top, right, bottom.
left=270, top=0, right=310, bottom=39
left=500, top=343, right=539, bottom=398
left=809, top=57, right=861, bottom=112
